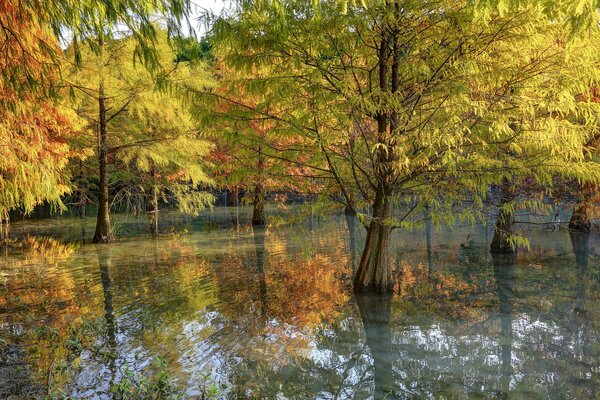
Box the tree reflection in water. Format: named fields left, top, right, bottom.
left=492, top=252, right=515, bottom=399
left=355, top=293, right=394, bottom=399
left=3, top=215, right=600, bottom=397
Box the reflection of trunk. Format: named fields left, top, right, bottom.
left=93, top=37, right=113, bottom=244
left=490, top=180, right=515, bottom=254
left=252, top=149, right=266, bottom=227
left=356, top=293, right=395, bottom=399
left=492, top=253, right=515, bottom=398
left=345, top=213, right=358, bottom=271
left=569, top=200, right=591, bottom=233
left=252, top=226, right=268, bottom=317
left=98, top=250, right=117, bottom=385
left=354, top=189, right=393, bottom=293
left=425, top=209, right=433, bottom=275
left=228, top=186, right=239, bottom=230
left=570, top=231, right=589, bottom=316
left=146, top=185, right=159, bottom=236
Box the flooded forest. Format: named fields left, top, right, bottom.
left=3, top=0, right=600, bottom=398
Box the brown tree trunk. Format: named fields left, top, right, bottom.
left=252, top=150, right=266, bottom=227
left=146, top=185, right=159, bottom=236
left=93, top=55, right=114, bottom=244
left=490, top=180, right=515, bottom=254
left=569, top=200, right=591, bottom=233
left=352, top=23, right=397, bottom=293
left=252, top=184, right=266, bottom=227
left=228, top=186, right=240, bottom=230
left=353, top=189, right=394, bottom=293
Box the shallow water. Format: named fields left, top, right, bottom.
left=1, top=207, right=600, bottom=399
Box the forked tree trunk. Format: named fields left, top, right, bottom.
left=569, top=200, right=591, bottom=233
left=353, top=190, right=394, bottom=293
left=93, top=59, right=114, bottom=244
left=490, top=180, right=515, bottom=254
left=146, top=185, right=159, bottom=236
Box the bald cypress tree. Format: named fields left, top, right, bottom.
left=201, top=1, right=600, bottom=292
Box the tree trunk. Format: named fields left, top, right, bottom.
left=252, top=184, right=266, bottom=227
left=355, top=293, right=395, bottom=398
left=228, top=186, right=240, bottom=230
left=146, top=185, right=159, bottom=236
left=353, top=190, right=394, bottom=293
left=92, top=56, right=114, bottom=244
left=569, top=200, right=591, bottom=233
left=490, top=180, right=515, bottom=254
left=252, top=150, right=266, bottom=227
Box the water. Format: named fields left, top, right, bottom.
left=1, top=207, right=600, bottom=399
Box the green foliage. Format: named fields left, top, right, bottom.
left=206, top=0, right=600, bottom=229
left=66, top=28, right=215, bottom=216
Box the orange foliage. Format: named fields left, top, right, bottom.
left=0, top=0, right=77, bottom=214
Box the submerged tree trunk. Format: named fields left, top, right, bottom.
left=252, top=150, right=266, bottom=227
left=228, top=186, right=240, bottom=230
left=355, top=293, right=395, bottom=398
left=353, top=190, right=394, bottom=293
left=490, top=180, right=515, bottom=254
left=146, top=185, right=159, bottom=236
left=92, top=57, right=114, bottom=244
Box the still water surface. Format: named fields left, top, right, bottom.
left=1, top=208, right=600, bottom=399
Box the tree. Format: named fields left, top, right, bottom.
left=204, top=1, right=600, bottom=292
left=196, top=57, right=322, bottom=227
left=66, top=29, right=213, bottom=240
left=0, top=1, right=82, bottom=220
